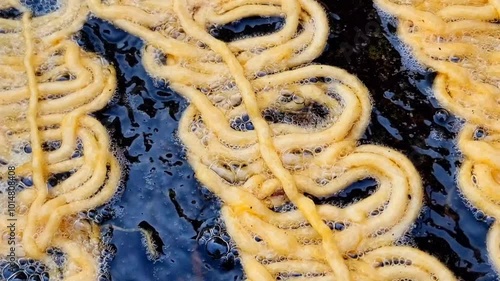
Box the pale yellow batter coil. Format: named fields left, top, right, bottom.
left=374, top=0, right=500, bottom=274
left=0, top=2, right=121, bottom=280
left=89, top=0, right=456, bottom=280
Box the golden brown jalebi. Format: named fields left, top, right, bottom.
left=374, top=0, right=500, bottom=273
left=89, top=0, right=456, bottom=279
left=0, top=2, right=121, bottom=279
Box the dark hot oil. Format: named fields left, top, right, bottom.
left=0, top=0, right=495, bottom=280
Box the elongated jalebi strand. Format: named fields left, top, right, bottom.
left=374, top=0, right=500, bottom=274
left=0, top=2, right=121, bottom=280
left=89, top=0, right=456, bottom=279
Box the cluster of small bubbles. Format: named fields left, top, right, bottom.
left=209, top=26, right=221, bottom=38
left=0, top=258, right=50, bottom=281
left=306, top=273, right=327, bottom=278
left=40, top=93, right=64, bottom=101
left=373, top=256, right=412, bottom=268
left=369, top=227, right=389, bottom=238
left=82, top=204, right=116, bottom=224
left=369, top=205, right=386, bottom=217
left=473, top=127, right=487, bottom=140
left=197, top=219, right=223, bottom=245
left=170, top=27, right=188, bottom=41
left=278, top=90, right=294, bottom=103
left=276, top=98, right=331, bottom=127
left=298, top=221, right=311, bottom=229
left=484, top=215, right=496, bottom=225
left=315, top=178, right=329, bottom=186
left=71, top=141, right=84, bottom=159
left=298, top=78, right=311, bottom=86
left=190, top=118, right=209, bottom=138
left=465, top=194, right=497, bottom=224
left=326, top=221, right=348, bottom=231
left=375, top=16, right=427, bottom=73
left=324, top=77, right=335, bottom=84
left=474, top=210, right=487, bottom=221
left=230, top=115, right=254, bottom=131
left=433, top=108, right=449, bottom=125
left=195, top=40, right=207, bottom=49
left=51, top=72, right=76, bottom=82
left=471, top=174, right=478, bottom=185
left=0, top=181, right=8, bottom=195
left=46, top=171, right=73, bottom=188
left=281, top=148, right=315, bottom=170
left=449, top=56, right=461, bottom=63
left=261, top=62, right=283, bottom=75
left=20, top=0, right=60, bottom=17
left=209, top=160, right=248, bottom=185
left=41, top=140, right=61, bottom=152
left=197, top=217, right=239, bottom=267
left=35, top=62, right=54, bottom=78
left=277, top=272, right=306, bottom=279
left=97, top=243, right=117, bottom=279
left=272, top=202, right=297, bottom=213
left=204, top=53, right=222, bottom=64
left=258, top=258, right=272, bottom=266
left=391, top=233, right=415, bottom=249
left=97, top=225, right=113, bottom=245
left=151, top=48, right=167, bottom=66
left=151, top=75, right=169, bottom=88
left=97, top=272, right=112, bottom=281
left=0, top=7, right=22, bottom=20
left=209, top=92, right=242, bottom=110
left=47, top=248, right=65, bottom=267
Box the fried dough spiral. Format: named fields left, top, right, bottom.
left=374, top=0, right=500, bottom=273
left=90, top=0, right=456, bottom=280
left=0, top=0, right=88, bottom=54
left=0, top=3, right=121, bottom=280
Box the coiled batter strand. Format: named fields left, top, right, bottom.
left=374, top=0, right=500, bottom=273
left=173, top=0, right=350, bottom=279
left=0, top=3, right=121, bottom=279
left=89, top=0, right=456, bottom=279
left=0, top=0, right=88, bottom=54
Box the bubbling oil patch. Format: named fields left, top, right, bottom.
left=89, top=0, right=457, bottom=280
left=0, top=2, right=121, bottom=280
left=373, top=0, right=500, bottom=274
left=0, top=0, right=88, bottom=54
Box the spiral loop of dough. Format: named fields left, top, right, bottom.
left=0, top=0, right=88, bottom=54
left=89, top=0, right=456, bottom=280
left=374, top=0, right=500, bottom=274
left=0, top=3, right=121, bottom=280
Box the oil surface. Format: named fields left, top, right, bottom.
left=1, top=0, right=496, bottom=280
